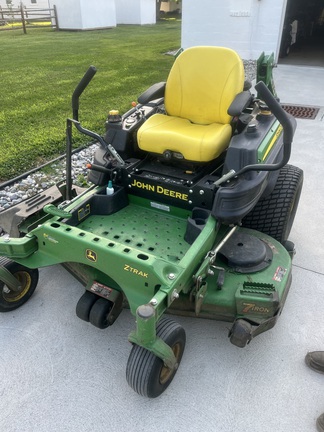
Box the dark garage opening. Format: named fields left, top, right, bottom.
left=279, top=0, right=324, bottom=66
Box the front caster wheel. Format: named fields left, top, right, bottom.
left=126, top=317, right=186, bottom=398
left=229, top=319, right=253, bottom=348
left=89, top=297, right=113, bottom=329
left=76, top=291, right=98, bottom=322
left=0, top=258, right=39, bottom=312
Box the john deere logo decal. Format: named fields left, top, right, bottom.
left=86, top=249, right=97, bottom=262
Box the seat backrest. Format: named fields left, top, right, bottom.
left=165, top=46, right=245, bottom=125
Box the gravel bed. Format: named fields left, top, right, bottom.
left=243, top=59, right=257, bottom=82
left=0, top=60, right=256, bottom=214
left=0, top=143, right=99, bottom=213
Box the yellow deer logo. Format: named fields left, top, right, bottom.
left=86, top=249, right=97, bottom=262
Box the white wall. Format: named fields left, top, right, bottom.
left=116, top=0, right=155, bottom=25
left=139, top=0, right=155, bottom=24
left=116, top=0, right=140, bottom=24
left=181, top=0, right=287, bottom=60
left=80, top=0, right=116, bottom=29
left=54, top=0, right=116, bottom=30
left=54, top=0, right=81, bottom=29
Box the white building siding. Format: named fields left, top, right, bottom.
left=54, top=0, right=82, bottom=29
left=116, top=0, right=141, bottom=24
left=139, top=0, right=155, bottom=24
left=54, top=0, right=116, bottom=30
left=181, top=0, right=287, bottom=60
left=80, top=0, right=116, bottom=29
left=116, top=0, right=155, bottom=25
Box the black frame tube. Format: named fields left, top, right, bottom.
left=65, top=119, right=73, bottom=201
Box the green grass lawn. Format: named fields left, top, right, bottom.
left=0, top=21, right=181, bottom=181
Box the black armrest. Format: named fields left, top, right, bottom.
left=138, top=82, right=166, bottom=104
left=227, top=91, right=253, bottom=117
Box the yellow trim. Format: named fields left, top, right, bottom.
left=262, top=125, right=283, bottom=161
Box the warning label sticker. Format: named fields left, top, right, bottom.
left=90, top=281, right=112, bottom=299
left=273, top=266, right=287, bottom=282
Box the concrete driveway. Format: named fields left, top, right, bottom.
left=1, top=64, right=324, bottom=432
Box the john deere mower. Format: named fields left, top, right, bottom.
left=0, top=47, right=303, bottom=397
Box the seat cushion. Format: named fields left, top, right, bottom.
left=137, top=46, right=245, bottom=162
left=165, top=46, right=244, bottom=125
left=137, top=113, right=232, bottom=162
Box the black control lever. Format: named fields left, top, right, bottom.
left=72, top=65, right=97, bottom=121
left=65, top=66, right=124, bottom=201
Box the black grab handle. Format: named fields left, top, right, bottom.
left=255, top=80, right=294, bottom=154
left=72, top=65, right=97, bottom=121
left=215, top=80, right=295, bottom=187
left=233, top=81, right=294, bottom=177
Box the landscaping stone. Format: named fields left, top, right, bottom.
left=0, top=143, right=99, bottom=213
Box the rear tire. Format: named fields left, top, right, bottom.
left=0, top=258, right=39, bottom=312
left=242, top=164, right=303, bottom=243
left=126, top=317, right=186, bottom=398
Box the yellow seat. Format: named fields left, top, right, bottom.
left=137, top=46, right=245, bottom=163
